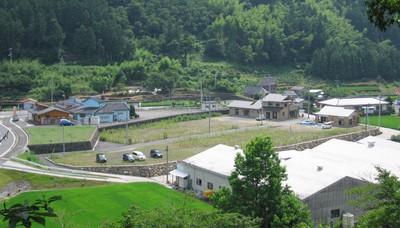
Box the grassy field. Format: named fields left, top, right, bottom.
left=100, top=115, right=256, bottom=144
left=26, top=126, right=96, bottom=145
left=0, top=169, right=106, bottom=191
left=0, top=183, right=213, bottom=228
left=54, top=126, right=363, bottom=166
left=361, top=115, right=400, bottom=130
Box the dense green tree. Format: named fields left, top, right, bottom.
left=350, top=168, right=400, bottom=228
left=211, top=137, right=312, bottom=228
left=366, top=0, right=400, bottom=30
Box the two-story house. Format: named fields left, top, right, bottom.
left=262, top=93, right=299, bottom=120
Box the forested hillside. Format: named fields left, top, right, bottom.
left=1, top=0, right=399, bottom=99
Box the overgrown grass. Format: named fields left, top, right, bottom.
left=0, top=169, right=106, bottom=191
left=26, top=126, right=96, bottom=145
left=361, top=115, right=400, bottom=130
left=1, top=183, right=213, bottom=227
left=55, top=126, right=362, bottom=166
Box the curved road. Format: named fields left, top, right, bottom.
left=0, top=114, right=156, bottom=184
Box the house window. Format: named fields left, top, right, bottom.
left=282, top=112, right=285, bottom=117
left=196, top=178, right=202, bottom=186
left=338, top=119, right=343, bottom=125
left=349, top=118, right=353, bottom=125
left=268, top=102, right=273, bottom=106
left=273, top=112, right=277, bottom=119
left=330, top=209, right=340, bottom=218
left=275, top=103, right=280, bottom=107
left=207, top=182, right=214, bottom=190
left=284, top=103, right=287, bottom=107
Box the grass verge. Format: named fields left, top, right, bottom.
left=361, top=115, right=400, bottom=130
left=26, top=126, right=96, bottom=145
left=0, top=182, right=213, bottom=227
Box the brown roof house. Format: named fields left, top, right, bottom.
left=32, top=107, right=71, bottom=125
left=261, top=93, right=299, bottom=120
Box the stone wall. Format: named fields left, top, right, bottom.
left=274, top=128, right=381, bottom=152
left=29, top=128, right=99, bottom=154
left=47, top=158, right=177, bottom=177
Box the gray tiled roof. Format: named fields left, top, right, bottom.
left=95, top=102, right=130, bottom=114
left=244, top=86, right=268, bottom=97
left=262, top=93, right=289, bottom=102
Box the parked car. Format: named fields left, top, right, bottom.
left=132, top=151, right=146, bottom=160
left=150, top=149, right=163, bottom=158
left=321, top=121, right=333, bottom=129
left=59, top=119, right=74, bottom=126
left=256, top=116, right=266, bottom=121
left=96, top=153, right=107, bottom=163
left=299, top=120, right=316, bottom=126
left=122, top=153, right=135, bottom=162
left=12, top=115, right=19, bottom=122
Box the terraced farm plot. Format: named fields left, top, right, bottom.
left=26, top=126, right=96, bottom=145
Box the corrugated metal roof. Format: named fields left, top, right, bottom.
left=315, top=106, right=356, bottom=117
left=228, top=100, right=262, bottom=110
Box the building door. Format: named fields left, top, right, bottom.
left=272, top=112, right=277, bottom=119
left=265, top=112, right=271, bottom=119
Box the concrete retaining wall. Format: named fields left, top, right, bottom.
left=274, top=128, right=381, bottom=152
left=47, top=158, right=177, bottom=177
left=29, top=128, right=99, bottom=154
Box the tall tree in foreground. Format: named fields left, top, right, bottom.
left=366, top=0, right=400, bottom=30
left=212, top=137, right=312, bottom=228
left=350, top=168, right=400, bottom=228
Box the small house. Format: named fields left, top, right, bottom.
left=258, top=76, right=277, bottom=93
left=315, top=106, right=358, bottom=127
left=228, top=100, right=262, bottom=118
left=94, top=102, right=130, bottom=123
left=82, top=97, right=103, bottom=109
left=243, top=86, right=268, bottom=99
left=32, top=107, right=71, bottom=125
left=318, top=97, right=389, bottom=114
left=261, top=93, right=299, bottom=120
left=21, top=98, right=38, bottom=111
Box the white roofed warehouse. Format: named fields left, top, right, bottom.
left=314, top=106, right=359, bottom=127
left=318, top=97, right=389, bottom=114
left=170, top=136, right=400, bottom=224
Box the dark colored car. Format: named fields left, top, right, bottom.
left=150, top=149, right=163, bottom=158
left=122, top=153, right=135, bottom=162
left=59, top=119, right=74, bottom=126
left=96, top=153, right=107, bottom=163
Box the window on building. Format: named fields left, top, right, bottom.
left=338, top=119, right=343, bottom=125
left=275, top=103, right=280, bottom=107
left=196, top=178, right=202, bottom=186
left=273, top=112, right=277, bottom=119
left=282, top=112, right=285, bottom=116
left=349, top=118, right=353, bottom=125
left=284, top=103, right=287, bottom=107
left=330, top=209, right=340, bottom=218
left=268, top=102, right=273, bottom=106
left=207, top=182, right=214, bottom=190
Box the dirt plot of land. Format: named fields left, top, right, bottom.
left=100, top=116, right=260, bottom=144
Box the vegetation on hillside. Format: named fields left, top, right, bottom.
left=1, top=0, right=400, bottom=99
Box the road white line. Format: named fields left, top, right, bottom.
left=0, top=119, right=17, bottom=158
left=9, top=118, right=29, bottom=150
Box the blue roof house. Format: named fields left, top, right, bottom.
left=82, top=97, right=103, bottom=109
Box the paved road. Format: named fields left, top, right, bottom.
left=0, top=119, right=16, bottom=160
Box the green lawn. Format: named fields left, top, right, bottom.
left=100, top=115, right=256, bottom=144
left=0, top=169, right=106, bottom=191
left=361, top=115, right=400, bottom=130
left=1, top=183, right=213, bottom=228
left=54, top=126, right=362, bottom=166
left=26, top=126, right=96, bottom=145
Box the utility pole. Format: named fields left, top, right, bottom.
left=378, top=94, right=382, bottom=129
left=200, top=80, right=203, bottom=106
left=62, top=125, right=65, bottom=153
left=125, top=122, right=129, bottom=145
left=365, top=104, right=369, bottom=131
left=166, top=146, right=169, bottom=184
left=8, top=48, right=13, bottom=62
left=307, top=90, right=311, bottom=119
left=208, top=95, right=211, bottom=134
left=49, top=78, right=54, bottom=105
